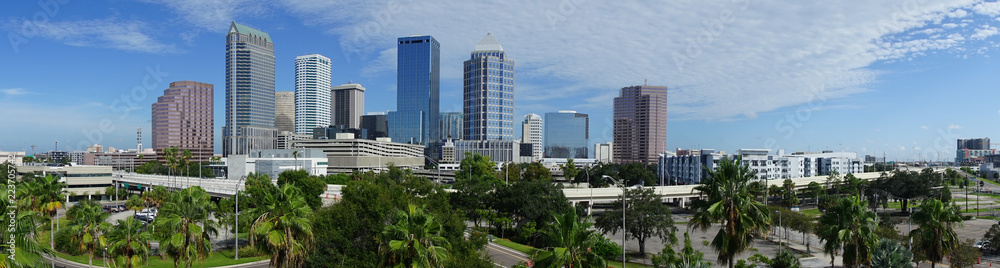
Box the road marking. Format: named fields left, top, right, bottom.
left=487, top=242, right=529, bottom=262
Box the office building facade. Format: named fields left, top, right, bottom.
left=521, top=113, right=543, bottom=160
left=151, top=81, right=214, bottom=161
left=440, top=112, right=463, bottom=140
left=295, top=54, right=332, bottom=135
left=544, top=111, right=589, bottom=159
left=463, top=33, right=515, bottom=141
left=331, top=83, right=365, bottom=129
left=613, top=85, right=667, bottom=165
left=389, top=35, right=440, bottom=146
left=361, top=113, right=389, bottom=140
left=275, top=91, right=295, bottom=133
left=223, top=22, right=277, bottom=156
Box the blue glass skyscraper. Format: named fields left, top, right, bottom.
left=464, top=33, right=515, bottom=141
left=389, top=35, right=440, bottom=146
left=544, top=111, right=589, bottom=158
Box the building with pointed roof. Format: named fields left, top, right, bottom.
left=463, top=33, right=515, bottom=141
left=223, top=22, right=277, bottom=156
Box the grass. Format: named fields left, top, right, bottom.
left=605, top=261, right=655, bottom=268
left=493, top=238, right=653, bottom=267
left=800, top=208, right=822, bottom=215
left=37, top=224, right=268, bottom=268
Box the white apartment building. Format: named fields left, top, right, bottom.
left=660, top=148, right=865, bottom=184
left=521, top=114, right=543, bottom=161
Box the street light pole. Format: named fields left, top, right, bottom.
left=603, top=175, right=626, bottom=268
left=235, top=175, right=247, bottom=260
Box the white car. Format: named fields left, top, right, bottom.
left=974, top=240, right=990, bottom=250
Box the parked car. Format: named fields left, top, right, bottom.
left=134, top=214, right=155, bottom=223
left=103, top=205, right=120, bottom=213
left=974, top=240, right=991, bottom=251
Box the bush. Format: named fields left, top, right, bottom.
left=236, top=245, right=267, bottom=257
left=591, top=235, right=621, bottom=260
left=54, top=228, right=83, bottom=255
left=770, top=251, right=802, bottom=268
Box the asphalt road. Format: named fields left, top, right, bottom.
left=485, top=241, right=530, bottom=267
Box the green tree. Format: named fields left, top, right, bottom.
left=381, top=204, right=450, bottom=268
left=815, top=196, right=879, bottom=268
left=126, top=194, right=145, bottom=215
left=0, top=169, right=52, bottom=266
left=453, top=153, right=501, bottom=228
left=67, top=200, right=111, bottom=268
left=780, top=179, right=798, bottom=208
left=499, top=162, right=522, bottom=183
left=522, top=162, right=553, bottom=181
left=250, top=183, right=315, bottom=267
left=560, top=159, right=580, bottom=182
left=141, top=185, right=169, bottom=210
left=595, top=187, right=676, bottom=256
left=181, top=149, right=192, bottom=177
left=870, top=238, right=912, bottom=268
left=494, top=179, right=573, bottom=244
left=106, top=217, right=152, bottom=268
left=155, top=186, right=218, bottom=268
left=618, top=162, right=656, bottom=186
left=949, top=239, right=982, bottom=268
left=688, top=157, right=771, bottom=268
left=163, top=146, right=179, bottom=178
left=277, top=169, right=326, bottom=210
left=769, top=251, right=801, bottom=268
left=652, top=232, right=712, bottom=268
left=910, top=198, right=963, bottom=268
left=534, top=209, right=606, bottom=268
left=21, top=174, right=67, bottom=250
left=982, top=224, right=1000, bottom=252
left=805, top=181, right=822, bottom=204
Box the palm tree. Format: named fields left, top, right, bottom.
left=67, top=200, right=111, bottom=268
left=155, top=186, right=218, bottom=268
left=870, top=238, right=912, bottom=268
left=126, top=194, right=145, bottom=215
left=534, top=209, right=606, bottom=268
left=292, top=150, right=300, bottom=171
left=141, top=185, right=169, bottom=210
left=381, top=204, right=450, bottom=268
left=910, top=198, right=963, bottom=268
left=182, top=149, right=192, bottom=178
left=815, top=196, right=879, bottom=268
left=19, top=174, right=68, bottom=250
left=688, top=157, right=771, bottom=268
left=0, top=184, right=52, bottom=267
left=106, top=217, right=152, bottom=268
left=249, top=183, right=315, bottom=267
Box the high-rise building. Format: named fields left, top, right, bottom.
left=544, top=111, right=589, bottom=159
left=463, top=33, right=515, bottom=141
left=331, top=83, right=365, bottom=129
left=151, top=81, right=214, bottom=161
left=388, top=35, right=440, bottom=147
left=295, top=54, right=332, bottom=134
left=958, top=138, right=990, bottom=150
left=439, top=112, right=463, bottom=140
left=223, top=22, right=277, bottom=156
left=613, top=85, right=667, bottom=165
left=361, top=113, right=389, bottom=140
left=275, top=91, right=295, bottom=133
left=521, top=114, right=542, bottom=160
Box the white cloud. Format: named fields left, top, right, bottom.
left=900, top=146, right=906, bottom=151
left=972, top=25, right=999, bottom=40
left=2, top=88, right=26, bottom=96
left=949, top=9, right=969, bottom=18
left=914, top=146, right=922, bottom=151
left=921, top=125, right=929, bottom=130
left=4, top=18, right=176, bottom=53
left=140, top=0, right=271, bottom=32
left=948, top=124, right=963, bottom=130
left=973, top=1, right=1000, bottom=16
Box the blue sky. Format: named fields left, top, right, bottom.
left=2, top=0, right=1000, bottom=161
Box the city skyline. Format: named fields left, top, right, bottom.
left=5, top=2, right=1000, bottom=161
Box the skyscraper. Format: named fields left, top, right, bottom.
left=389, top=35, right=440, bottom=146
left=331, top=83, right=365, bottom=129
left=361, top=113, right=389, bottom=140
left=152, top=81, right=213, bottom=161
left=439, top=112, right=463, bottom=140
left=275, top=91, right=294, bottom=133
left=463, top=33, right=515, bottom=141
left=223, top=22, right=277, bottom=156
left=544, top=111, right=589, bottom=159
left=613, top=85, right=667, bottom=165
left=521, top=113, right=542, bottom=160
left=295, top=54, right=332, bottom=134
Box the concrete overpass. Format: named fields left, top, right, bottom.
left=113, top=172, right=343, bottom=201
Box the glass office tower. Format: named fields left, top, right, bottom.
left=463, top=33, right=515, bottom=141
left=223, top=22, right=277, bottom=156
left=389, top=35, right=440, bottom=146
left=544, top=111, right=589, bottom=159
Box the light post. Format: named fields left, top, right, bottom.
left=775, top=210, right=782, bottom=253
left=235, top=175, right=247, bottom=260
left=602, top=175, right=626, bottom=268
left=587, top=168, right=592, bottom=216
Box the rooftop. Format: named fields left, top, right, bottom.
left=474, top=32, right=504, bottom=52
left=229, top=22, right=272, bottom=43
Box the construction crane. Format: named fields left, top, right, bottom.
left=30, top=144, right=37, bottom=158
